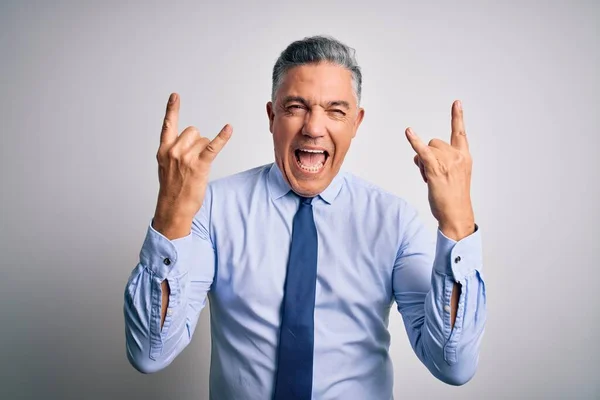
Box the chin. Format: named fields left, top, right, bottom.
left=290, top=180, right=328, bottom=197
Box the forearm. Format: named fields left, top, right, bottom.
left=394, top=201, right=486, bottom=386
left=440, top=220, right=473, bottom=330
left=418, top=263, right=485, bottom=385
left=152, top=216, right=192, bottom=330
left=123, top=219, right=214, bottom=373
left=417, top=227, right=485, bottom=385
left=124, top=263, right=191, bottom=374
left=161, top=280, right=170, bottom=329
left=450, top=281, right=460, bottom=329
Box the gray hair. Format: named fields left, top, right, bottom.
left=271, top=35, right=362, bottom=106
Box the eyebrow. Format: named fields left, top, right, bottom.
left=282, top=96, right=351, bottom=110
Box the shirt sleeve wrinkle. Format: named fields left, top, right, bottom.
left=123, top=200, right=216, bottom=374
left=393, top=200, right=486, bottom=385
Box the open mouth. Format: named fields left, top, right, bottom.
left=294, top=148, right=330, bottom=173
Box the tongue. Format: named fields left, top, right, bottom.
left=299, top=151, right=325, bottom=166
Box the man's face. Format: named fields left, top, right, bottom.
left=267, top=63, right=365, bottom=197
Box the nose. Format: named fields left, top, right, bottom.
left=302, top=108, right=326, bottom=138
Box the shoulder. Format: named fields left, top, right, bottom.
left=342, top=171, right=410, bottom=209
left=340, top=171, right=425, bottom=226
left=197, top=164, right=271, bottom=224
left=207, top=163, right=271, bottom=193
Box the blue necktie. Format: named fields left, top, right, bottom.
left=273, top=195, right=318, bottom=400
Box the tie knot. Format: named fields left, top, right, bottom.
left=299, top=196, right=314, bottom=205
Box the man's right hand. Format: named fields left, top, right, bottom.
left=152, top=93, right=232, bottom=239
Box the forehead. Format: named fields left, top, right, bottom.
left=277, top=63, right=355, bottom=104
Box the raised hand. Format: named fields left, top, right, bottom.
left=405, top=100, right=475, bottom=241
left=152, top=93, right=232, bottom=239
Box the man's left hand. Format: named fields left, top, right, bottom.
left=405, top=100, right=475, bottom=241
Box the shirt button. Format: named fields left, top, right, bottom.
left=163, top=258, right=171, bottom=266
left=167, top=309, right=173, bottom=316
left=444, top=305, right=451, bottom=313
left=454, top=256, right=461, bottom=263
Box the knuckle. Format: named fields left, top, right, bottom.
left=456, top=151, right=471, bottom=164
left=156, top=146, right=169, bottom=162
left=162, top=119, right=171, bottom=132
left=167, top=146, right=180, bottom=159
left=205, top=143, right=217, bottom=154
left=196, top=137, right=210, bottom=152
left=183, top=127, right=201, bottom=144
left=428, top=138, right=443, bottom=147
left=181, top=152, right=196, bottom=167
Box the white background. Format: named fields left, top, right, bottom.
left=1, top=1, right=598, bottom=399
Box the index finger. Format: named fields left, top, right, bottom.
left=405, top=128, right=436, bottom=165
left=160, top=93, right=180, bottom=146
left=450, top=100, right=469, bottom=151
left=199, top=124, right=233, bottom=163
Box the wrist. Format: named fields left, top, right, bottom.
left=438, top=219, right=475, bottom=241
left=152, top=213, right=193, bottom=240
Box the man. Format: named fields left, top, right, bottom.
left=124, top=36, right=486, bottom=400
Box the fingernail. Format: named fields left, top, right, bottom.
left=407, top=128, right=414, bottom=136
left=169, top=93, right=177, bottom=103
left=456, top=100, right=462, bottom=110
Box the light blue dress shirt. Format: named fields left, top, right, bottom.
left=124, top=162, right=486, bottom=400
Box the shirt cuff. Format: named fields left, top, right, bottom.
left=139, top=218, right=193, bottom=280
left=433, top=223, right=482, bottom=283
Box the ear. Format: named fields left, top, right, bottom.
left=352, top=107, right=365, bottom=138
left=266, top=101, right=275, bottom=133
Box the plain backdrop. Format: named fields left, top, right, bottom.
left=1, top=1, right=598, bottom=399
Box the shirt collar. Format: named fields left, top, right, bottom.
left=267, top=162, right=345, bottom=205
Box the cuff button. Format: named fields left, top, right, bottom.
left=163, top=257, right=171, bottom=266
left=454, top=256, right=461, bottom=263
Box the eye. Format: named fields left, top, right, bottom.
left=329, top=109, right=346, bottom=116
left=285, top=104, right=306, bottom=115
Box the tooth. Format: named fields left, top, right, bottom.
left=297, top=158, right=325, bottom=172
left=300, top=149, right=324, bottom=153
